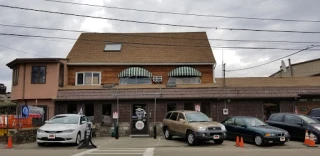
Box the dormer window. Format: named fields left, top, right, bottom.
left=104, top=43, right=122, bottom=52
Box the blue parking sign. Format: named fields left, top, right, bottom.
left=21, top=105, right=29, bottom=118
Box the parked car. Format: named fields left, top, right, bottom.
left=36, top=114, right=92, bottom=146
left=266, top=113, right=320, bottom=143
left=162, top=110, right=227, bottom=146
left=308, top=108, right=320, bottom=121
left=221, top=116, right=290, bottom=146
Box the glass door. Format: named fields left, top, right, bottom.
left=131, top=104, right=148, bottom=134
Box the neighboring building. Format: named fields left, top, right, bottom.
left=6, top=32, right=320, bottom=137
left=270, top=58, right=320, bottom=77
left=0, top=84, right=15, bottom=114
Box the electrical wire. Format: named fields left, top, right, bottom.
left=1, top=32, right=320, bottom=51
left=1, top=4, right=320, bottom=34
left=1, top=22, right=320, bottom=45
left=0, top=44, right=49, bottom=57
left=226, top=45, right=319, bottom=72
left=45, top=0, right=320, bottom=23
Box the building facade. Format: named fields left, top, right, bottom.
left=6, top=32, right=320, bottom=137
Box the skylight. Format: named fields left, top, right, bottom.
left=104, top=43, right=122, bottom=51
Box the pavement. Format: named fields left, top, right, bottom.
left=0, top=136, right=319, bottom=156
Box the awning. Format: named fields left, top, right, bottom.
left=168, top=66, right=202, bottom=77
left=118, top=67, right=152, bottom=78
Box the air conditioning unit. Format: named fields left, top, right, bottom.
left=153, top=76, right=162, bottom=83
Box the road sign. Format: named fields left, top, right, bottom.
left=21, top=105, right=29, bottom=118
left=223, top=109, right=228, bottom=115
left=195, top=104, right=200, bottom=112
left=113, top=112, right=118, bottom=119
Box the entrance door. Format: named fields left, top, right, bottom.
left=131, top=104, right=148, bottom=134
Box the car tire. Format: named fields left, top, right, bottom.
left=254, top=134, right=264, bottom=146
left=74, top=132, right=81, bottom=146
left=187, top=131, right=198, bottom=146
left=214, top=139, right=224, bottom=144
left=164, top=128, right=172, bottom=140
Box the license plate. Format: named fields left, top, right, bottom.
left=280, top=137, right=285, bottom=141
left=213, top=135, right=220, bottom=139
left=48, top=134, right=55, bottom=139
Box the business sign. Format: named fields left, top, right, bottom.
left=195, top=104, right=200, bottom=112
left=21, top=105, right=30, bottom=118
left=113, top=112, right=118, bottom=119
left=223, top=109, right=229, bottom=115
left=135, top=121, right=145, bottom=130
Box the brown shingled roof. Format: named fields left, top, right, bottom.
left=66, top=32, right=215, bottom=64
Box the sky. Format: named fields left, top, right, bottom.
left=1, top=0, right=320, bottom=92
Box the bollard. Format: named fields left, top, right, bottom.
left=153, top=125, right=157, bottom=139
left=115, top=124, right=119, bottom=139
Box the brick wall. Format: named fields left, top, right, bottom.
left=280, top=99, right=294, bottom=113
left=296, top=99, right=320, bottom=115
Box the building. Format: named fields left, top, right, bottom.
left=6, top=32, right=320, bottom=137
left=0, top=84, right=15, bottom=114
left=270, top=58, right=320, bottom=77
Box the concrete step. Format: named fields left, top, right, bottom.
left=130, top=135, right=150, bottom=138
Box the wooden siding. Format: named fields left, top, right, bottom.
left=68, top=65, right=213, bottom=85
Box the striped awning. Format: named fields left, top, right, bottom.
left=118, top=67, right=152, bottom=78
left=168, top=66, right=202, bottom=77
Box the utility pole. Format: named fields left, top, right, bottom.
left=223, top=63, right=226, bottom=87
left=288, top=59, right=293, bottom=77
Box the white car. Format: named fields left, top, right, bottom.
left=36, top=114, right=92, bottom=146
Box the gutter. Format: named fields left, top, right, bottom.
left=67, top=62, right=216, bottom=66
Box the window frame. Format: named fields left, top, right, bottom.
left=168, top=76, right=201, bottom=84
left=285, top=115, right=302, bottom=125
left=12, top=67, right=19, bottom=86
left=104, top=42, right=122, bottom=52
left=31, top=65, right=46, bottom=84
left=119, top=77, right=152, bottom=85
left=75, top=72, right=102, bottom=86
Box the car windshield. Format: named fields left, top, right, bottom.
left=48, top=116, right=79, bottom=124
left=299, top=115, right=318, bottom=124
left=243, top=118, right=267, bottom=127
left=185, top=113, right=210, bottom=122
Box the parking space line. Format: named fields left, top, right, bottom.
left=86, top=153, right=144, bottom=155
left=143, top=148, right=154, bottom=156
left=70, top=149, right=98, bottom=156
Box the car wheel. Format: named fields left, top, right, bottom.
left=74, top=132, right=81, bottom=146
left=187, top=131, right=198, bottom=146
left=254, top=135, right=264, bottom=146
left=214, top=139, right=224, bottom=144
left=164, top=128, right=172, bottom=140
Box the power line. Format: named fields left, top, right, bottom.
left=2, top=22, right=320, bottom=45
left=226, top=45, right=319, bottom=72
left=45, top=0, right=320, bottom=24
left=0, top=44, right=48, bottom=57
left=2, top=4, right=320, bottom=34
left=1, top=32, right=320, bottom=51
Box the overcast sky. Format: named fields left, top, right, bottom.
left=1, top=0, right=320, bottom=92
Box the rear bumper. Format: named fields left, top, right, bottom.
left=194, top=130, right=227, bottom=140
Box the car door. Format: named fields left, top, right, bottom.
left=79, top=116, right=87, bottom=140
left=222, top=117, right=237, bottom=139
left=266, top=114, right=286, bottom=130
left=168, top=112, right=179, bottom=135
left=308, top=109, right=320, bottom=121
left=234, top=118, right=252, bottom=142
left=284, top=115, right=305, bottom=140
left=175, top=113, right=187, bottom=137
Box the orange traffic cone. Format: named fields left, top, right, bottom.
left=303, top=130, right=310, bottom=145
left=307, top=133, right=318, bottom=147
left=239, top=137, right=244, bottom=147
left=6, top=136, right=12, bottom=149
left=235, top=136, right=239, bottom=146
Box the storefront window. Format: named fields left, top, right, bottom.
left=119, top=77, right=151, bottom=84
left=167, top=103, right=176, bottom=112
left=168, top=77, right=201, bottom=84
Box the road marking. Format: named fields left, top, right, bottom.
left=143, top=148, right=154, bottom=156
left=70, top=149, right=98, bottom=156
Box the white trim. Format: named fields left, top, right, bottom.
left=75, top=71, right=101, bottom=86
left=67, top=62, right=215, bottom=66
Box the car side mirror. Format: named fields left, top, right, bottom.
left=179, top=118, right=185, bottom=123
left=81, top=121, right=87, bottom=124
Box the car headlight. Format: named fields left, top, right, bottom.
left=198, top=126, right=206, bottom=131
left=37, top=129, right=45, bottom=133
left=265, top=133, right=276, bottom=137
left=63, top=129, right=75, bottom=133
left=221, top=125, right=226, bottom=131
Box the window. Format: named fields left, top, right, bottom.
left=167, top=103, right=176, bottom=112
left=31, top=66, right=46, bottom=84
left=13, top=68, right=19, bottom=86
left=165, top=112, right=172, bottom=119
left=184, top=103, right=194, bottom=111
left=201, top=102, right=211, bottom=117
left=269, top=114, right=283, bottom=122
left=177, top=113, right=185, bottom=120
left=76, top=72, right=101, bottom=85
left=85, top=104, right=94, bottom=117
left=285, top=115, right=302, bottom=125
left=119, top=77, right=151, bottom=84
left=58, top=64, right=64, bottom=87
left=104, top=43, right=122, bottom=51
left=168, top=77, right=201, bottom=84
left=235, top=118, right=246, bottom=126
left=309, top=110, right=320, bottom=117
left=67, top=104, right=77, bottom=114
left=169, top=112, right=178, bottom=121
left=223, top=118, right=235, bottom=125
left=102, top=104, right=112, bottom=116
